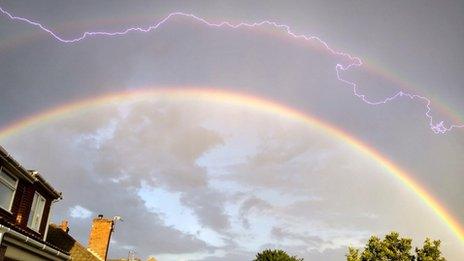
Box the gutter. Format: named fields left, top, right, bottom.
left=30, top=170, right=63, bottom=199
left=0, top=146, right=63, bottom=199
left=44, top=198, right=61, bottom=241
left=0, top=224, right=70, bottom=260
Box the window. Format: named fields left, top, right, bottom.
left=0, top=168, right=18, bottom=212
left=28, top=192, right=46, bottom=232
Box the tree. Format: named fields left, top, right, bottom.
left=346, top=232, right=446, bottom=261
left=415, top=238, right=445, bottom=261
left=254, top=249, right=304, bottom=261
left=346, top=247, right=360, bottom=261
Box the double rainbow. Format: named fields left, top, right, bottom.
left=0, top=88, right=462, bottom=245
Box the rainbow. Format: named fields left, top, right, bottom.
left=0, top=87, right=462, bottom=244
left=1, top=10, right=463, bottom=129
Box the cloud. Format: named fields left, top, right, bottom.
left=238, top=196, right=272, bottom=229
left=69, top=205, right=93, bottom=219
left=3, top=98, right=463, bottom=259
left=2, top=101, right=222, bottom=258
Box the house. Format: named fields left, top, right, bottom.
left=0, top=145, right=70, bottom=260
left=0, top=145, right=125, bottom=260
left=47, top=215, right=117, bottom=261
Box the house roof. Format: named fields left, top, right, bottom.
left=0, top=216, right=68, bottom=255
left=46, top=224, right=102, bottom=261
left=0, top=145, right=62, bottom=199
left=29, top=170, right=63, bottom=199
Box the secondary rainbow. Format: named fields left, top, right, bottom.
left=0, top=87, right=462, bottom=244
left=1, top=9, right=463, bottom=129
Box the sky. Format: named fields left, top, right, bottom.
left=0, top=1, right=463, bottom=260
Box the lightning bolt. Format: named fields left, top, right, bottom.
left=1, top=6, right=462, bottom=134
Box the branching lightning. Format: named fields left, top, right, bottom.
left=1, top=6, right=462, bottom=134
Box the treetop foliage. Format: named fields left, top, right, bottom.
left=346, top=232, right=446, bottom=261
left=254, top=249, right=304, bottom=261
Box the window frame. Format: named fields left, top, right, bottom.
left=0, top=166, right=18, bottom=213
left=27, top=191, right=46, bottom=233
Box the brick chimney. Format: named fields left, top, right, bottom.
left=87, top=214, right=114, bottom=260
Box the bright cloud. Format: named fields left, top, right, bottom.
left=69, top=205, right=93, bottom=219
